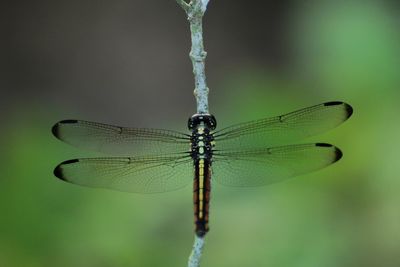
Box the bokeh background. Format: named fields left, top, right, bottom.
left=2, top=0, right=400, bottom=266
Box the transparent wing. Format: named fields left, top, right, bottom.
left=52, top=120, right=190, bottom=156
left=212, top=143, right=342, bottom=187
left=213, top=101, right=352, bottom=151
left=54, top=154, right=193, bottom=193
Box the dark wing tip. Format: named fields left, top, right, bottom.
left=343, top=103, right=353, bottom=118
left=52, top=120, right=78, bottom=137
left=53, top=165, right=66, bottom=180
left=54, top=159, right=79, bottom=181
left=51, top=122, right=60, bottom=137
left=334, top=147, right=343, bottom=162
left=315, top=143, right=333, bottom=147
left=324, top=101, right=353, bottom=119
left=324, top=101, right=344, bottom=106
left=59, top=120, right=79, bottom=124
left=315, top=143, right=343, bottom=162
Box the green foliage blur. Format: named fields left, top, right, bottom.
left=2, top=1, right=400, bottom=266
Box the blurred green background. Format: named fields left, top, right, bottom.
left=2, top=0, right=400, bottom=266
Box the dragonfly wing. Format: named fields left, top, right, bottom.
left=54, top=154, right=193, bottom=193
left=213, top=102, right=352, bottom=151
left=212, top=143, right=342, bottom=187
left=52, top=120, right=190, bottom=156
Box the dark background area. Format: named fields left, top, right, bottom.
left=1, top=1, right=400, bottom=266
left=2, top=0, right=298, bottom=124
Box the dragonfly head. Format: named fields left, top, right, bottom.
left=188, top=114, right=217, bottom=131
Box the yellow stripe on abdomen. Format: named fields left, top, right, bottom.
left=198, top=159, right=204, bottom=218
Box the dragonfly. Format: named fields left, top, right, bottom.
left=52, top=101, right=352, bottom=237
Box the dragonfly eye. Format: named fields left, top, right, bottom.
left=188, top=115, right=198, bottom=130
left=207, top=115, right=217, bottom=130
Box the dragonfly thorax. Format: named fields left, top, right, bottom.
left=189, top=114, right=216, bottom=161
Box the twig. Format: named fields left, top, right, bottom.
left=176, top=1, right=210, bottom=266
left=177, top=0, right=210, bottom=114
left=188, top=235, right=205, bottom=267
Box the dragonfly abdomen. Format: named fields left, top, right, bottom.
left=193, top=158, right=211, bottom=237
